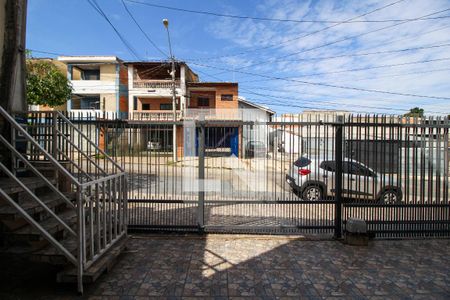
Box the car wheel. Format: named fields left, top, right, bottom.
left=302, top=185, right=323, bottom=201
left=380, top=189, right=400, bottom=204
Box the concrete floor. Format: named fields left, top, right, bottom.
left=1, top=235, right=449, bottom=299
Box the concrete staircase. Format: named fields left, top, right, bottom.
left=0, top=107, right=128, bottom=293
left=0, top=176, right=127, bottom=285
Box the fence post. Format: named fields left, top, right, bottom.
left=197, top=121, right=205, bottom=232
left=334, top=116, right=344, bottom=239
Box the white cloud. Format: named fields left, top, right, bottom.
left=201, top=0, right=450, bottom=115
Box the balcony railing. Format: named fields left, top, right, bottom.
left=131, top=110, right=182, bottom=121
left=133, top=80, right=180, bottom=89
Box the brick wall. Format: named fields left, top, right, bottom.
left=188, top=91, right=216, bottom=108
left=188, top=85, right=238, bottom=109
left=214, top=85, right=238, bottom=109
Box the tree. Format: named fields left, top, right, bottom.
left=404, top=107, right=424, bottom=117
left=26, top=58, right=72, bottom=107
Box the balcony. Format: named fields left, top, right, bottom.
left=71, top=80, right=116, bottom=93
left=131, top=110, right=182, bottom=121
left=133, top=80, right=180, bottom=89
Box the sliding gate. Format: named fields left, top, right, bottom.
left=65, top=113, right=450, bottom=238
left=122, top=117, right=339, bottom=236
left=199, top=119, right=336, bottom=235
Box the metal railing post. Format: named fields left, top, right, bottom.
left=334, top=116, right=344, bottom=239
left=198, top=121, right=205, bottom=232
left=76, top=187, right=84, bottom=294
left=52, top=112, right=59, bottom=186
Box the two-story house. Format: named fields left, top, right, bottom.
left=58, top=56, right=128, bottom=118
left=56, top=57, right=275, bottom=158
left=126, top=61, right=198, bottom=120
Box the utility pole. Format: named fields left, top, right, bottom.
left=163, top=18, right=177, bottom=162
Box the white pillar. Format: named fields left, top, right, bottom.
left=127, top=64, right=134, bottom=119
left=180, top=64, right=186, bottom=113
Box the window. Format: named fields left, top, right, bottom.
left=142, top=103, right=151, bottom=110
left=319, top=160, right=375, bottom=177
left=320, top=161, right=336, bottom=172
left=71, top=96, right=100, bottom=110
left=221, top=94, right=233, bottom=101
left=350, top=162, right=375, bottom=177
left=160, top=103, right=172, bottom=110
left=197, top=97, right=210, bottom=107
left=81, top=69, right=100, bottom=80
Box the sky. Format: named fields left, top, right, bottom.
left=27, top=0, right=450, bottom=115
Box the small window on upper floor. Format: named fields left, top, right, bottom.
left=221, top=94, right=233, bottom=101
left=81, top=69, right=100, bottom=80
left=198, top=97, right=210, bottom=107
left=142, top=103, right=151, bottom=110
left=160, top=103, right=173, bottom=110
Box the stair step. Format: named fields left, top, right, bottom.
left=57, top=235, right=128, bottom=283
left=1, top=223, right=120, bottom=265
left=8, top=209, right=77, bottom=241
left=31, top=227, right=117, bottom=265
left=0, top=177, right=56, bottom=196
left=0, top=192, right=75, bottom=221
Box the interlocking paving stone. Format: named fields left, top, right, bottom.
left=1, top=235, right=450, bottom=299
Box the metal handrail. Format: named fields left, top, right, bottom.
left=0, top=162, right=76, bottom=236
left=0, top=188, right=77, bottom=265
left=56, top=149, right=95, bottom=182
left=0, top=106, right=81, bottom=186
left=0, top=135, right=75, bottom=209
left=79, top=173, right=125, bottom=187
left=55, top=129, right=108, bottom=176
left=56, top=111, right=125, bottom=173
left=3, top=107, right=128, bottom=294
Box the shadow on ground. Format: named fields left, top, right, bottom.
left=1, top=235, right=450, bottom=299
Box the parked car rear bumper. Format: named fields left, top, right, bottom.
left=286, top=174, right=301, bottom=192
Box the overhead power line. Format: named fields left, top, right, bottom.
left=286, top=56, right=450, bottom=78
left=214, top=44, right=450, bottom=77
left=240, top=87, right=445, bottom=114
left=246, top=42, right=450, bottom=64
left=238, top=65, right=450, bottom=85
left=86, top=0, right=142, bottom=60
left=190, top=66, right=443, bottom=113
left=224, top=7, right=450, bottom=72
left=183, top=0, right=407, bottom=61
left=240, top=66, right=450, bottom=88
left=125, top=0, right=450, bottom=24
left=27, top=49, right=64, bottom=56
left=121, top=0, right=169, bottom=59
left=189, top=61, right=450, bottom=101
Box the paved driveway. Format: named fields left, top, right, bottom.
left=1, top=235, right=450, bottom=299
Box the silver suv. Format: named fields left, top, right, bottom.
left=286, top=156, right=402, bottom=203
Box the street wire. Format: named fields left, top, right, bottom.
left=214, top=7, right=450, bottom=73
left=190, top=61, right=450, bottom=100
left=121, top=0, right=169, bottom=59
left=242, top=42, right=450, bottom=64
left=86, top=0, right=142, bottom=60
left=124, top=0, right=450, bottom=24
left=181, top=0, right=408, bottom=61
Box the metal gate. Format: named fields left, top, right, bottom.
left=63, top=113, right=449, bottom=238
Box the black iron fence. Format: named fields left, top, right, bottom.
left=27, top=111, right=449, bottom=238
